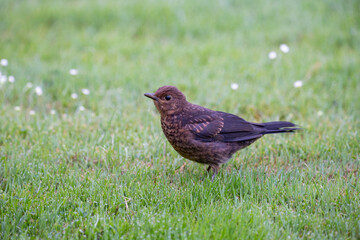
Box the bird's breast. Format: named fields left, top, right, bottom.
left=160, top=115, right=184, bottom=143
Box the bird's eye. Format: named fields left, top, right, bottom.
left=165, top=95, right=172, bottom=101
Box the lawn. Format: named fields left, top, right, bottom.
left=0, top=0, right=359, bottom=239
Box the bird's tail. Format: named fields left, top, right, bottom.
left=259, top=121, right=300, bottom=135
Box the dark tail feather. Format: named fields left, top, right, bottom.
left=259, top=121, right=301, bottom=135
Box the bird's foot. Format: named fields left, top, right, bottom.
left=211, top=173, right=217, bottom=182
left=207, top=165, right=219, bottom=182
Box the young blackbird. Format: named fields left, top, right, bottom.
left=145, top=86, right=299, bottom=181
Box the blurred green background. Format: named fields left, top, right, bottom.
left=0, top=0, right=359, bottom=239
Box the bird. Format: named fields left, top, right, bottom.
left=144, top=85, right=300, bottom=181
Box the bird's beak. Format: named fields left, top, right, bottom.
left=144, top=93, right=159, bottom=101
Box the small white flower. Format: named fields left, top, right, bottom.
left=0, top=59, right=8, bottom=66
left=268, top=51, right=277, bottom=59
left=293, top=80, right=303, bottom=88
left=29, top=110, right=36, bottom=115
left=26, top=82, right=33, bottom=88
left=0, top=75, right=6, bottom=84
left=79, top=105, right=85, bottom=111
left=69, top=69, right=78, bottom=75
left=50, top=109, right=56, bottom=115
left=280, top=44, right=290, bottom=53
left=8, top=75, right=15, bottom=83
left=71, top=93, right=78, bottom=99
left=14, top=106, right=21, bottom=111
left=81, top=88, right=90, bottom=95
left=231, top=83, right=239, bottom=90
left=317, top=111, right=323, bottom=116
left=35, top=86, right=43, bottom=96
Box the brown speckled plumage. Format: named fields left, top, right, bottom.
left=145, top=86, right=299, bottom=180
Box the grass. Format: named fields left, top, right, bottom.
left=0, top=0, right=359, bottom=239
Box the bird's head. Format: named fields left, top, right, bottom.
left=144, top=86, right=187, bottom=116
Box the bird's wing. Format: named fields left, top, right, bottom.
left=184, top=114, right=224, bottom=140
left=216, top=111, right=264, bottom=142
left=184, top=112, right=264, bottom=142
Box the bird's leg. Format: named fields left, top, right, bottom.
left=201, top=166, right=212, bottom=181
left=210, top=165, right=219, bottom=182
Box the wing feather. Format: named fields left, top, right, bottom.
left=185, top=111, right=265, bottom=142
left=185, top=114, right=223, bottom=139
left=217, top=112, right=264, bottom=142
